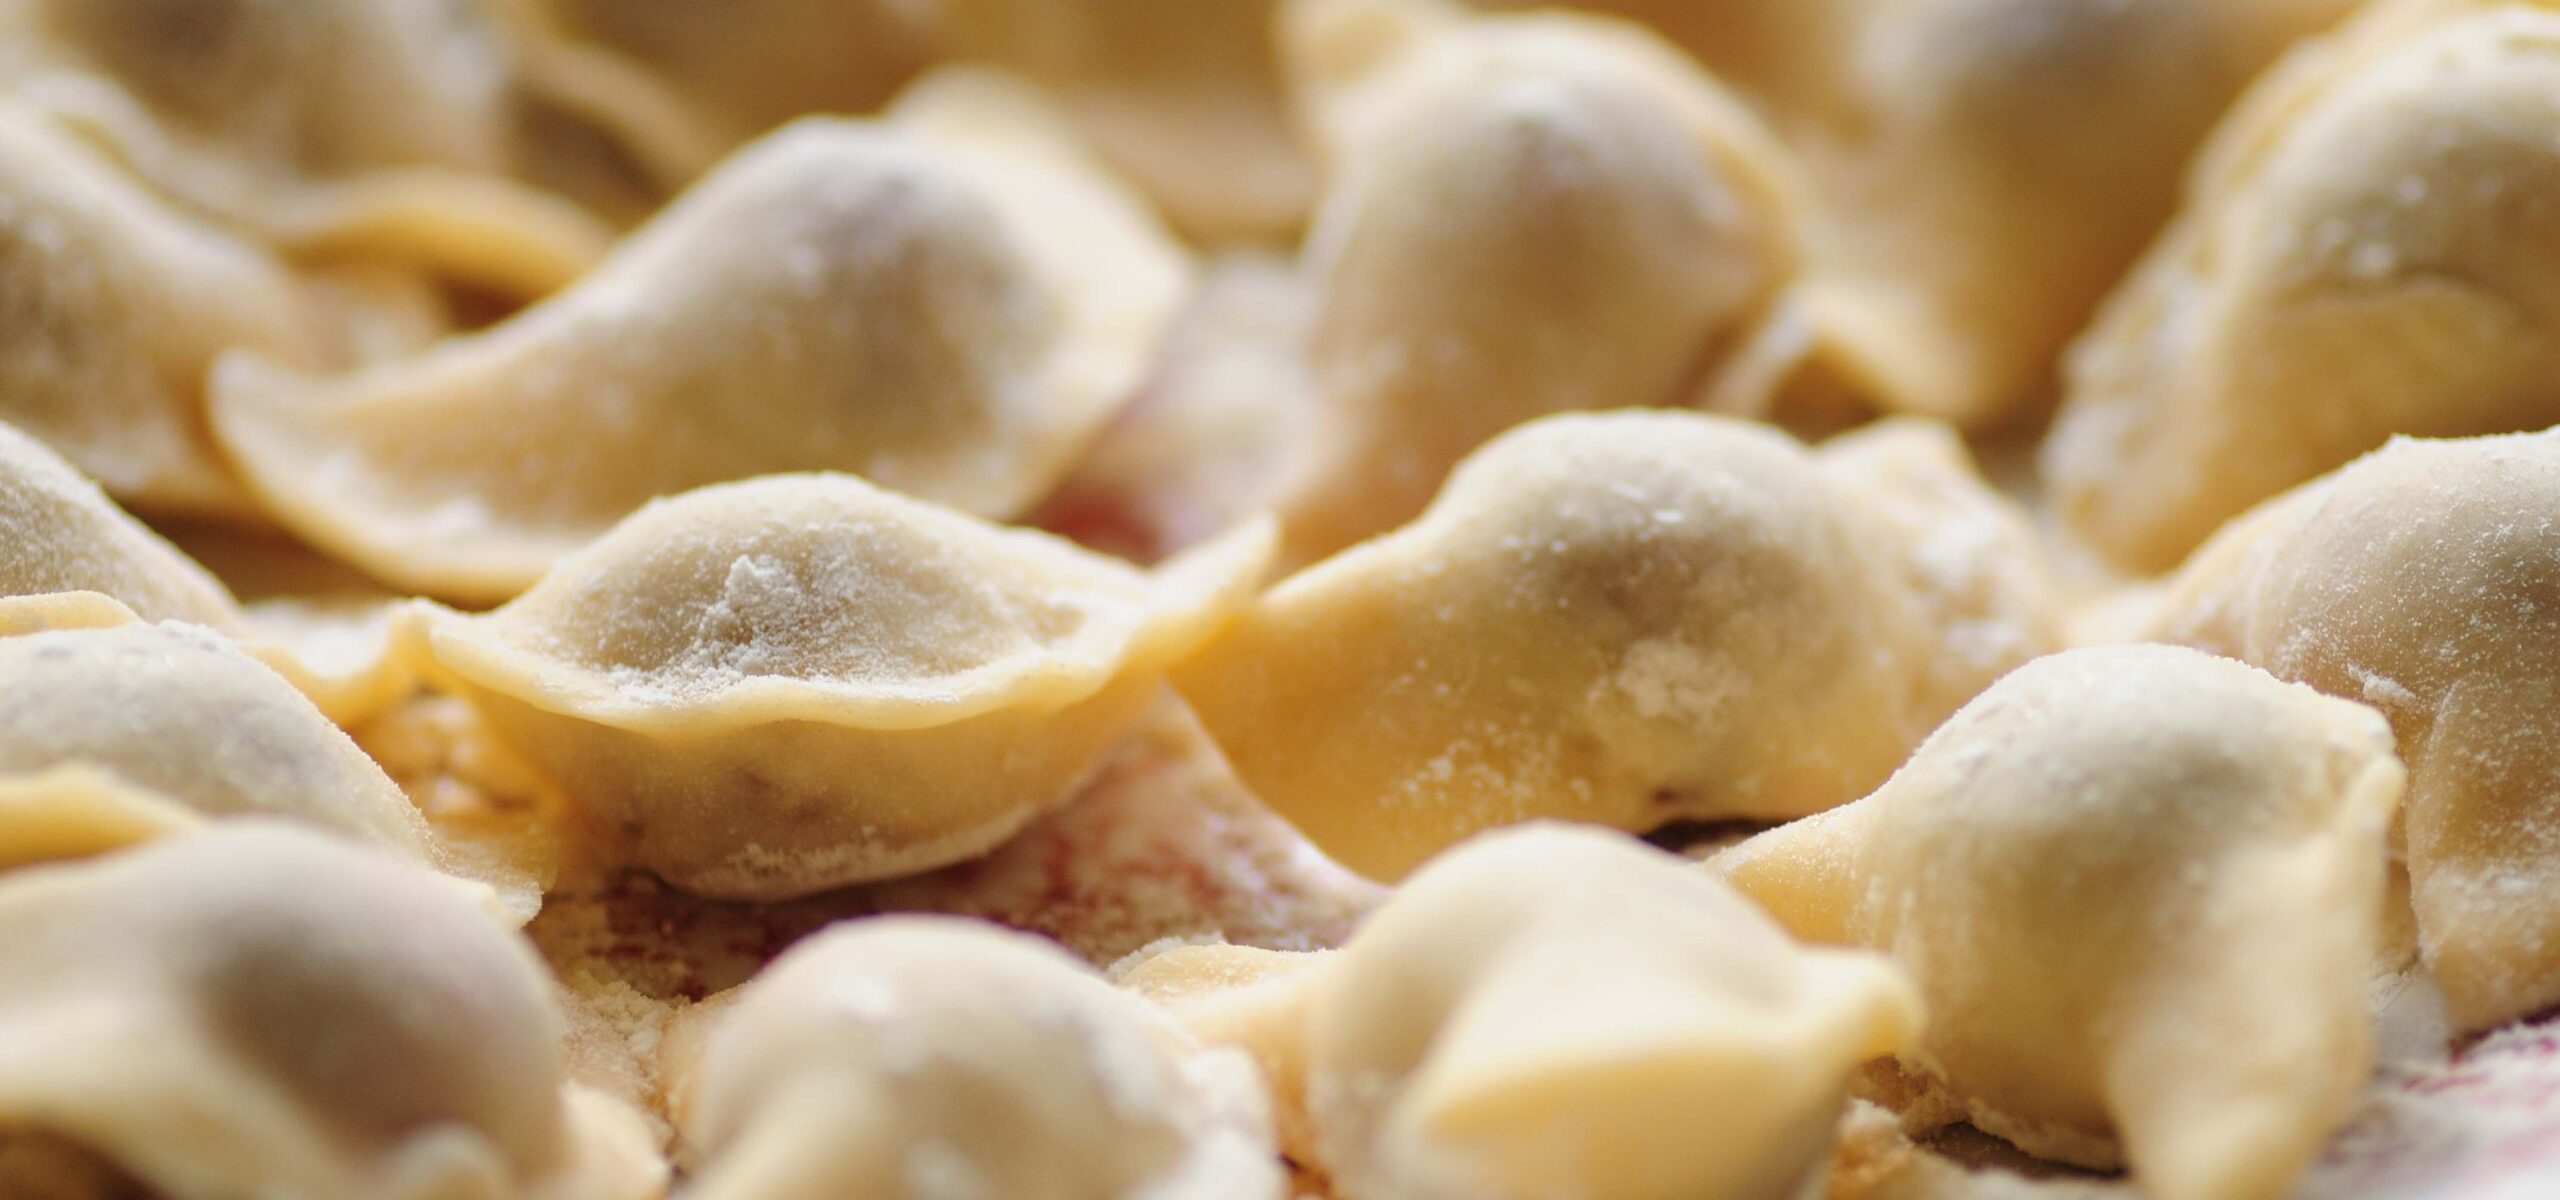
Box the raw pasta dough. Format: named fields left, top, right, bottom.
left=1119, top=823, right=1922, bottom=1200
left=1718, top=645, right=2403, bottom=1200
left=669, top=916, right=1282, bottom=1200
left=2125, top=429, right=2560, bottom=1034
left=1175, top=410, right=2056, bottom=881
left=2046, top=0, right=2560, bottom=570
left=214, top=73, right=1191, bottom=603
left=395, top=474, right=1272, bottom=900
left=1269, top=0, right=1799, bottom=563
left=0, top=824, right=661, bottom=1200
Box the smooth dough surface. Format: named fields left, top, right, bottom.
left=2128, top=429, right=2560, bottom=1034
left=2046, top=1, right=2560, bottom=570
left=0, top=823, right=663, bottom=1200
left=1718, top=645, right=2402, bottom=1200
left=1270, top=0, right=1799, bottom=563
left=396, top=473, right=1272, bottom=900
left=671, top=916, right=1281, bottom=1200
left=214, top=75, right=1190, bottom=603
left=1175, top=410, right=2055, bottom=881
left=1122, top=823, right=1921, bottom=1200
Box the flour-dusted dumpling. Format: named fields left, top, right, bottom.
left=1788, top=0, right=2360, bottom=429
left=1269, top=0, right=1800, bottom=563
left=215, top=78, right=1192, bottom=603
left=395, top=474, right=1273, bottom=900
left=668, top=917, right=1280, bottom=1200
left=0, top=106, right=319, bottom=521
left=498, top=0, right=935, bottom=188
left=0, top=0, right=613, bottom=297
left=0, top=824, right=663, bottom=1200
left=2128, top=430, right=2560, bottom=1034
left=1717, top=646, right=2402, bottom=1200
left=2046, top=3, right=2560, bottom=571
left=942, top=0, right=1315, bottom=242
left=0, top=618, right=540, bottom=916
left=1121, top=824, right=1921, bottom=1200
left=1175, top=411, right=2056, bottom=881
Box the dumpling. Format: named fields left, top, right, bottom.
left=214, top=75, right=1192, bottom=603
left=1269, top=0, right=1800, bottom=563
left=1173, top=410, right=2057, bottom=881
left=1119, top=823, right=1922, bottom=1200
left=1465, top=0, right=1857, bottom=118
left=0, top=617, right=542, bottom=916
left=497, top=0, right=935, bottom=188
left=0, top=0, right=613, bottom=297
left=0, top=765, right=202, bottom=872
left=0, top=105, right=319, bottom=522
left=1716, top=645, right=2402, bottom=1200
left=940, top=0, right=1316, bottom=242
left=0, top=418, right=411, bottom=723
left=2125, top=430, right=2560, bottom=1034
left=394, top=473, right=1273, bottom=900
left=1786, top=0, right=2361, bottom=428
left=667, top=916, right=1281, bottom=1200
left=0, top=823, right=662, bottom=1199
left=2045, top=2, right=2560, bottom=571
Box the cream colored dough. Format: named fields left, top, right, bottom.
left=395, top=473, right=1272, bottom=900
left=0, top=0, right=612, bottom=296
left=669, top=916, right=1281, bottom=1200
left=2125, top=429, right=2560, bottom=1034
left=0, top=824, right=663, bottom=1200
left=1120, top=823, right=1921, bottom=1200
left=941, top=0, right=1316, bottom=242
left=1174, top=410, right=2056, bottom=881
left=1268, top=0, right=1800, bottom=564
left=215, top=73, right=1190, bottom=604
left=1718, top=645, right=2402, bottom=1200
left=0, top=765, right=203, bottom=872
left=2047, top=0, right=2560, bottom=571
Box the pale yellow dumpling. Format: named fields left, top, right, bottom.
left=2047, top=1, right=2560, bottom=571
left=0, top=105, right=319, bottom=521
left=0, top=0, right=612, bottom=297
left=1270, top=0, right=1800, bottom=563
left=1789, top=0, right=2361, bottom=429
left=941, top=0, right=1316, bottom=242
left=1467, top=0, right=1857, bottom=118
left=1121, top=823, right=1921, bottom=1200
left=2124, top=429, right=2560, bottom=1034
left=395, top=473, right=1272, bottom=900
left=498, top=0, right=935, bottom=188
left=215, top=75, right=1191, bottom=604
left=1718, top=646, right=2402, bottom=1200
left=0, top=765, right=203, bottom=872
left=0, top=824, right=662, bottom=1200
left=669, top=916, right=1281, bottom=1200
left=1175, top=410, right=2057, bottom=881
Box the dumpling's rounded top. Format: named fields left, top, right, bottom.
left=0, top=419, right=239, bottom=630
left=403, top=474, right=1271, bottom=734
left=0, top=823, right=662, bottom=1199
left=677, top=915, right=1282, bottom=1200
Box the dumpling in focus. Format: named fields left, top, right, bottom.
left=497, top=0, right=935, bottom=189
left=1120, top=823, right=1922, bottom=1200
left=1718, top=646, right=2402, bottom=1200
left=0, top=0, right=613, bottom=297
left=940, top=0, right=1316, bottom=242
left=0, top=106, right=319, bottom=522
left=2047, top=2, right=2560, bottom=570
left=668, top=916, right=1281, bottom=1200
left=215, top=74, right=1191, bottom=603
left=1174, top=411, right=2058, bottom=881
left=0, top=617, right=539, bottom=916
left=2127, top=430, right=2560, bottom=1034
left=1270, top=0, right=1800, bottom=563
left=394, top=474, right=1272, bottom=900
left=1789, top=0, right=2361, bottom=429
left=0, top=824, right=662, bottom=1199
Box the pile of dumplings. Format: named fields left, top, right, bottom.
left=15, top=0, right=2560, bottom=1197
